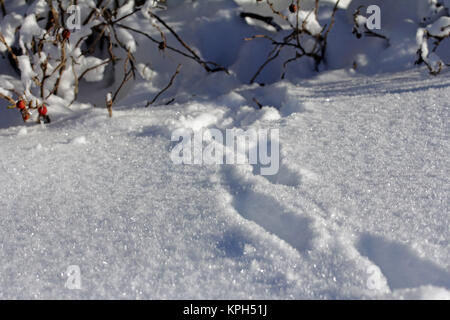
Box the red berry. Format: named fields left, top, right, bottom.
left=38, top=105, right=48, bottom=116
left=22, top=112, right=30, bottom=122
left=62, top=29, right=71, bottom=40
left=289, top=4, right=297, bottom=13
left=16, top=100, right=26, bottom=110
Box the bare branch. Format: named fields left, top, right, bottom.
left=0, top=31, right=19, bottom=66
left=250, top=46, right=282, bottom=84
left=0, top=0, right=6, bottom=17
left=146, top=64, right=182, bottom=107
left=240, top=12, right=282, bottom=32
left=252, top=97, right=263, bottom=109
left=0, top=92, right=16, bottom=105
left=147, top=10, right=228, bottom=73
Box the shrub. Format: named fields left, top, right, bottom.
left=0, top=0, right=226, bottom=122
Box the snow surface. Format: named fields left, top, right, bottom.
left=0, top=0, right=449, bottom=300
left=0, top=67, right=449, bottom=299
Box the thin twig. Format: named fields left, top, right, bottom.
left=0, top=92, right=16, bottom=105
left=112, top=53, right=135, bottom=104
left=146, top=64, right=181, bottom=107
left=240, top=12, right=282, bottom=32
left=70, top=57, right=79, bottom=106
left=78, top=59, right=112, bottom=81
left=0, top=31, right=19, bottom=66
left=250, top=46, right=282, bottom=84
left=147, top=10, right=227, bottom=73
left=0, top=0, right=6, bottom=17
left=252, top=97, right=263, bottom=109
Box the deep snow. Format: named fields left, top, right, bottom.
left=0, top=0, right=449, bottom=300
left=0, top=67, right=449, bottom=299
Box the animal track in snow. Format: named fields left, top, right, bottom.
left=223, top=166, right=315, bottom=253
left=357, top=233, right=450, bottom=290
left=252, top=160, right=302, bottom=187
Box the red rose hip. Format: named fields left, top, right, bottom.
left=38, top=105, right=48, bottom=116
left=289, top=4, right=297, bottom=13
left=16, top=100, right=26, bottom=110
left=22, top=112, right=30, bottom=121
left=62, top=29, right=71, bottom=40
